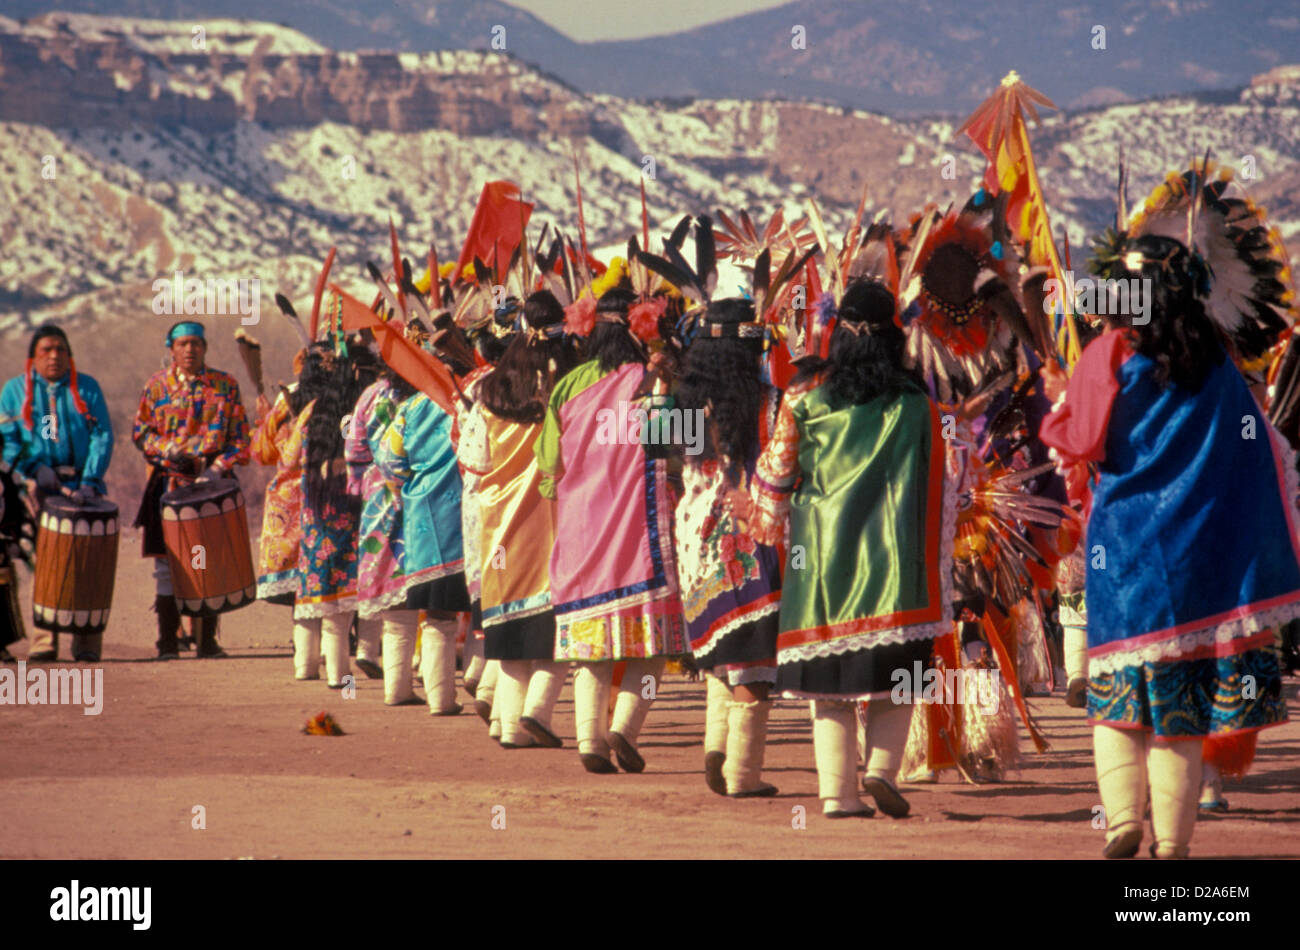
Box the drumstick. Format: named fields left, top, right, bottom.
left=234, top=328, right=265, bottom=395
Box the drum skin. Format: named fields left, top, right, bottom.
left=161, top=480, right=257, bottom=616
left=33, top=495, right=119, bottom=634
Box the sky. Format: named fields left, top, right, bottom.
left=510, top=0, right=792, bottom=41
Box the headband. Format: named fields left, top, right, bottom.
left=523, top=323, right=566, bottom=344
left=167, top=321, right=206, bottom=346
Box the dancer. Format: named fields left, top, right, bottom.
left=345, top=361, right=422, bottom=701
left=455, top=308, right=518, bottom=729
left=672, top=297, right=783, bottom=796
left=751, top=278, right=951, bottom=818
left=1040, top=233, right=1299, bottom=858
left=537, top=287, right=688, bottom=773
left=461, top=290, right=580, bottom=748
left=375, top=349, right=470, bottom=717
left=289, top=342, right=364, bottom=688
left=250, top=351, right=317, bottom=679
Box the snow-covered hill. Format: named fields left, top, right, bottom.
left=0, top=14, right=1297, bottom=504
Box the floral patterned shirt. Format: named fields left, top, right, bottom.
left=132, top=365, right=250, bottom=484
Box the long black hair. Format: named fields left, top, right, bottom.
left=299, top=344, right=361, bottom=507
left=588, top=287, right=645, bottom=373
left=1103, top=234, right=1223, bottom=392
left=675, top=297, right=765, bottom=474
left=480, top=290, right=583, bottom=423
left=795, top=278, right=921, bottom=407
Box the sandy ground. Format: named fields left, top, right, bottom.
left=4, top=529, right=1300, bottom=860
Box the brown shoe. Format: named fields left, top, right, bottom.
left=862, top=775, right=911, bottom=818
left=519, top=716, right=563, bottom=748
left=27, top=650, right=57, bottom=662
left=580, top=753, right=618, bottom=774
left=704, top=751, right=727, bottom=795
left=609, top=731, right=645, bottom=773
left=1065, top=677, right=1088, bottom=709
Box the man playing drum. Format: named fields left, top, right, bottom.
left=132, top=320, right=250, bottom=659
left=0, top=323, right=115, bottom=662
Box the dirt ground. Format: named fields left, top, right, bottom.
left=4, top=530, right=1300, bottom=860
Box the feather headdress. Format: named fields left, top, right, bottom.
left=1090, top=157, right=1296, bottom=368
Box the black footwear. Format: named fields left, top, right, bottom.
left=464, top=678, right=479, bottom=699
left=355, top=658, right=383, bottom=679
left=609, top=731, right=645, bottom=773
left=386, top=695, right=425, bottom=706
left=194, top=614, right=226, bottom=658
left=27, top=650, right=57, bottom=662
left=154, top=595, right=181, bottom=658
left=0, top=648, right=15, bottom=663
left=862, top=776, right=911, bottom=818
left=474, top=699, right=492, bottom=724
left=519, top=715, right=563, bottom=748
left=1103, top=825, right=1142, bottom=859
left=1065, top=677, right=1088, bottom=709
left=729, top=783, right=779, bottom=799
left=704, top=751, right=727, bottom=796
left=432, top=703, right=463, bottom=716
left=580, top=752, right=618, bottom=774
left=75, top=652, right=100, bottom=663
left=824, top=804, right=875, bottom=819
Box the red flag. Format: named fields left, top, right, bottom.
left=455, top=181, right=534, bottom=284
left=330, top=285, right=460, bottom=417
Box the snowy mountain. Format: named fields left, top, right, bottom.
left=6, top=1, right=1297, bottom=114
left=1, top=13, right=1297, bottom=505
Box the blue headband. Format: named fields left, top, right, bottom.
left=166, top=321, right=206, bottom=346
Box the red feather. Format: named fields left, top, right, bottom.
left=331, top=284, right=459, bottom=416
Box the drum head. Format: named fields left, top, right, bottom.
left=162, top=479, right=241, bottom=509
left=42, top=494, right=119, bottom=518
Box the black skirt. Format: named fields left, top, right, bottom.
left=484, top=608, right=556, bottom=661
left=777, top=636, right=934, bottom=699
left=404, top=572, right=471, bottom=615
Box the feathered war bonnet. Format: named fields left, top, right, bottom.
left=1089, top=156, right=1296, bottom=368
left=904, top=205, right=1013, bottom=357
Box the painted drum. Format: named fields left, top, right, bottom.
left=161, top=480, right=257, bottom=617
left=33, top=495, right=119, bottom=634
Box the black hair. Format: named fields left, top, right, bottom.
left=480, top=290, right=582, bottom=423
left=794, top=279, right=920, bottom=407
left=28, top=323, right=70, bottom=358
left=675, top=297, right=765, bottom=475
left=588, top=287, right=645, bottom=373
left=1103, top=234, right=1223, bottom=391
left=299, top=345, right=362, bottom=508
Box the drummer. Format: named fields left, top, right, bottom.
left=0, top=323, right=114, bottom=662
left=132, top=320, right=250, bottom=660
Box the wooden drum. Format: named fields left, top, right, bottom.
left=33, top=495, right=119, bottom=634
left=161, top=480, right=257, bottom=616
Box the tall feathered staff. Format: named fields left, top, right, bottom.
left=956, top=71, right=1080, bottom=367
